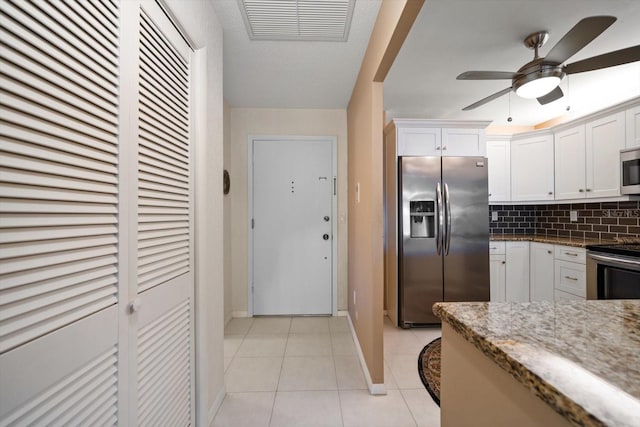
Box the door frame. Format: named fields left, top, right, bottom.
left=247, top=135, right=338, bottom=317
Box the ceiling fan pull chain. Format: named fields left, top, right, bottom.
left=507, top=91, right=513, bottom=123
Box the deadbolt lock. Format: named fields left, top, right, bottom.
left=323, top=234, right=330, bottom=240
left=324, top=216, right=330, bottom=222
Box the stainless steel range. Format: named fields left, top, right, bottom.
left=586, top=243, right=640, bottom=299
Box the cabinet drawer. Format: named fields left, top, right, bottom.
left=554, top=260, right=586, bottom=298
left=554, top=245, right=586, bottom=264
left=489, top=241, right=506, bottom=255
left=554, top=289, right=585, bottom=301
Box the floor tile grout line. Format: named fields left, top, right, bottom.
left=397, top=388, right=420, bottom=427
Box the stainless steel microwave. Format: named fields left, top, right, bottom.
left=621, top=147, right=640, bottom=195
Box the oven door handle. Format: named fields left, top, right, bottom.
left=588, top=253, right=640, bottom=270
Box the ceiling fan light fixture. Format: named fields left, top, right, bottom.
left=515, top=75, right=562, bottom=99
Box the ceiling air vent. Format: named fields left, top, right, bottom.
left=238, top=0, right=356, bottom=41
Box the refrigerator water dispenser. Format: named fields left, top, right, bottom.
left=409, top=200, right=435, bottom=238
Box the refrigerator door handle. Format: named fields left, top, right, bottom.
left=436, top=182, right=443, bottom=255
left=444, top=182, right=451, bottom=255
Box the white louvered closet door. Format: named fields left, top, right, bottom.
left=130, top=2, right=195, bottom=426
left=0, top=0, right=120, bottom=425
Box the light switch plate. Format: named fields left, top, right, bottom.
left=491, top=211, right=498, bottom=221
left=570, top=210, right=578, bottom=222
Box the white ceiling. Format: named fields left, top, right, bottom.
left=384, top=0, right=640, bottom=127
left=212, top=0, right=640, bottom=125
left=211, top=0, right=381, bottom=108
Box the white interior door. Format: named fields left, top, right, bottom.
left=252, top=139, right=334, bottom=315
left=1, top=0, right=121, bottom=423
left=130, top=2, right=195, bottom=425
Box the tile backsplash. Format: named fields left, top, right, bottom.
left=489, top=201, right=640, bottom=240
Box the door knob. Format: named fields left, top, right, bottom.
left=324, top=216, right=330, bottom=222
left=128, top=298, right=142, bottom=314
left=323, top=234, right=330, bottom=241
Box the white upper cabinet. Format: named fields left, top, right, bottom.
left=442, top=128, right=486, bottom=156
left=586, top=111, right=625, bottom=198
left=626, top=105, right=640, bottom=148
left=511, top=133, right=555, bottom=201
left=554, top=125, right=586, bottom=200
left=487, top=139, right=511, bottom=202
left=390, top=120, right=490, bottom=157
left=397, top=127, right=442, bottom=156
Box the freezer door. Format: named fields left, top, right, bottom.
left=442, top=157, right=490, bottom=302
left=398, top=157, right=443, bottom=326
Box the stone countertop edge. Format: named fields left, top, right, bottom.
left=489, top=234, right=610, bottom=248
left=433, top=303, right=606, bottom=427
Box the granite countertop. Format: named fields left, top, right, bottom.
left=434, top=300, right=640, bottom=427
left=490, top=234, right=609, bottom=248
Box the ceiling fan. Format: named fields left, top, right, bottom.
left=457, top=16, right=640, bottom=111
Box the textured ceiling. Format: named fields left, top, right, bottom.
left=211, top=0, right=381, bottom=108
left=384, top=0, right=640, bottom=127
left=212, top=0, right=639, bottom=125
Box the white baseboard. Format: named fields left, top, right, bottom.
left=346, top=313, right=386, bottom=395
left=208, top=385, right=226, bottom=426
left=336, top=310, right=348, bottom=317
left=231, top=310, right=248, bottom=318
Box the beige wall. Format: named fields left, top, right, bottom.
left=223, top=100, right=232, bottom=322
left=164, top=0, right=225, bottom=423
left=347, top=0, right=424, bottom=384
left=229, top=108, right=349, bottom=315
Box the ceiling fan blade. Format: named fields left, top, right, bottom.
left=565, top=45, right=640, bottom=74
left=462, top=87, right=512, bottom=111
left=457, top=71, right=517, bottom=80
left=544, top=16, right=617, bottom=64
left=537, top=86, right=564, bottom=105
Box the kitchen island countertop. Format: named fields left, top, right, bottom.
left=434, top=300, right=640, bottom=427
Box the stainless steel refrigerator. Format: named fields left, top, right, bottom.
left=398, top=156, right=489, bottom=327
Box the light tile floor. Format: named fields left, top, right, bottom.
left=213, top=316, right=441, bottom=427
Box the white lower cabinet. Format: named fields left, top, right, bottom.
left=490, top=241, right=587, bottom=303
left=505, top=241, right=530, bottom=302
left=489, top=243, right=506, bottom=302
left=530, top=243, right=555, bottom=301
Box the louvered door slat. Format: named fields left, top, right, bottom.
left=1, top=344, right=118, bottom=427
left=139, top=98, right=188, bottom=136
left=139, top=110, right=188, bottom=148
left=137, top=299, right=190, bottom=427
left=1, top=1, right=117, bottom=91
left=1, top=25, right=117, bottom=105
left=2, top=265, right=116, bottom=302
left=84, top=0, right=119, bottom=31
left=0, top=0, right=119, bottom=356
left=1, top=41, right=117, bottom=112
left=140, top=84, right=188, bottom=126
left=0, top=199, right=117, bottom=214
left=139, top=128, right=188, bottom=159
left=1, top=92, right=117, bottom=145
left=139, top=34, right=188, bottom=98
left=2, top=60, right=118, bottom=126
left=2, top=268, right=116, bottom=312
left=14, top=1, right=118, bottom=69
left=43, top=1, right=118, bottom=59
left=139, top=188, right=188, bottom=203
left=139, top=12, right=187, bottom=75
left=0, top=213, right=116, bottom=228
left=1, top=139, right=117, bottom=174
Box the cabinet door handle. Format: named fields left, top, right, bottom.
left=442, top=146, right=447, bottom=150
left=547, top=250, right=552, bottom=254
left=501, top=261, right=506, bottom=264
left=548, top=191, right=553, bottom=195
left=586, top=189, right=592, bottom=192
left=564, top=276, right=578, bottom=281
left=564, top=252, right=578, bottom=257
left=488, top=193, right=492, bottom=197
left=436, top=146, right=441, bottom=150
left=578, top=189, right=584, bottom=192
left=490, top=247, right=497, bottom=250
